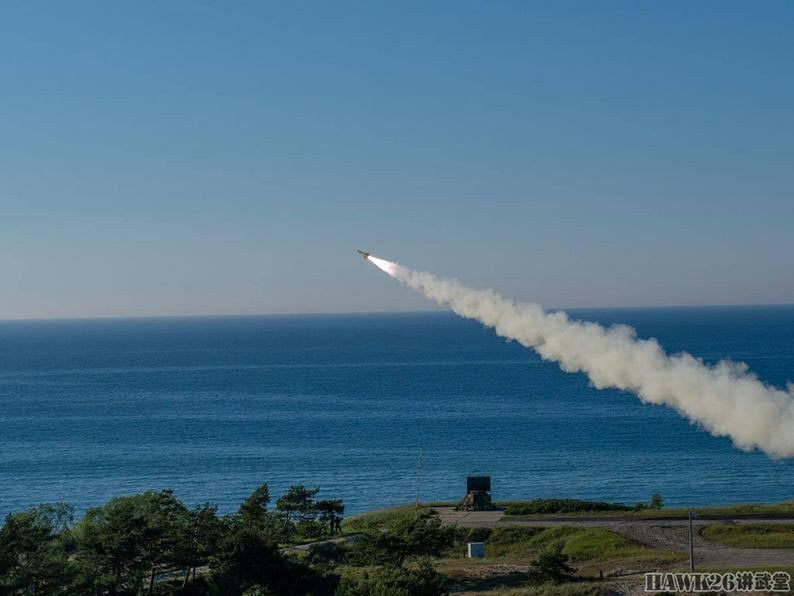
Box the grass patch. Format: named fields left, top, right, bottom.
left=478, top=527, right=542, bottom=559
left=696, top=501, right=794, bottom=518
left=528, top=527, right=675, bottom=564
left=342, top=504, right=433, bottom=533
left=503, top=499, right=794, bottom=520
left=701, top=524, right=794, bottom=548
left=445, top=526, right=680, bottom=565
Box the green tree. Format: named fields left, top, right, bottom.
left=176, top=502, right=222, bottom=590
left=238, top=484, right=271, bottom=527
left=211, top=524, right=282, bottom=593
left=348, top=511, right=456, bottom=568
left=210, top=523, right=331, bottom=595
left=73, top=489, right=188, bottom=595
left=236, top=483, right=293, bottom=543
left=527, top=544, right=575, bottom=584
left=0, top=503, right=75, bottom=595
left=275, top=484, right=320, bottom=524
left=649, top=493, right=664, bottom=510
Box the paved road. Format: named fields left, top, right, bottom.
left=434, top=508, right=794, bottom=568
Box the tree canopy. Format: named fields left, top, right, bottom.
left=0, top=483, right=346, bottom=595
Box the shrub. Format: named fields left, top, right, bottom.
left=527, top=544, right=576, bottom=584
left=210, top=527, right=333, bottom=595
left=295, top=519, right=326, bottom=538
left=306, top=541, right=348, bottom=568
left=336, top=558, right=445, bottom=596
left=505, top=499, right=633, bottom=515
left=465, top=527, right=492, bottom=543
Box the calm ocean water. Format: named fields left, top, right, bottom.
left=1, top=307, right=793, bottom=516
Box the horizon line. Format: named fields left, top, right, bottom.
left=1, top=301, right=793, bottom=323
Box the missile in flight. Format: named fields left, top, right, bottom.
left=357, top=249, right=371, bottom=260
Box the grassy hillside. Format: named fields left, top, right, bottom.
left=438, top=526, right=681, bottom=587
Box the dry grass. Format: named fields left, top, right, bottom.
left=701, top=524, right=794, bottom=549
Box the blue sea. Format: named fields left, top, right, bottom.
left=1, top=307, right=793, bottom=517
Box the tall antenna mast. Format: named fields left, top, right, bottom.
left=415, top=445, right=424, bottom=508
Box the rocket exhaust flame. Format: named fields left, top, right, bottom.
left=367, top=256, right=401, bottom=278
left=362, top=253, right=794, bottom=458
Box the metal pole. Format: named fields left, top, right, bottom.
left=689, top=509, right=695, bottom=572
left=415, top=446, right=423, bottom=508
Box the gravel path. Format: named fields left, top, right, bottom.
left=434, top=508, right=794, bottom=568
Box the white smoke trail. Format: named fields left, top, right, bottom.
left=367, top=255, right=794, bottom=458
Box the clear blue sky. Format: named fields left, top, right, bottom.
left=2, top=1, right=793, bottom=318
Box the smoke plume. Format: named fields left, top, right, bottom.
left=367, top=255, right=794, bottom=458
